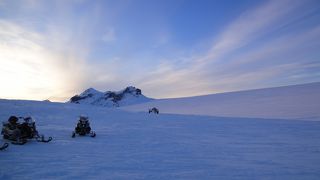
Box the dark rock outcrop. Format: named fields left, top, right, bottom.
left=69, top=86, right=152, bottom=107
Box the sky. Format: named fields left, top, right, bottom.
left=0, top=0, right=320, bottom=102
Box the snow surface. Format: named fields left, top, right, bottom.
left=1, top=98, right=320, bottom=179
left=122, top=82, right=320, bottom=121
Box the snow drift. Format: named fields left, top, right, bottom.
left=122, top=82, right=320, bottom=121
left=0, top=99, right=320, bottom=179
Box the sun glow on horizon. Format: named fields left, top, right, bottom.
left=0, top=0, right=319, bottom=101
left=0, top=21, right=84, bottom=101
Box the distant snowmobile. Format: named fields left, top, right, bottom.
left=72, top=116, right=96, bottom=138
left=1, top=116, right=52, bottom=145
left=148, top=107, right=159, bottom=114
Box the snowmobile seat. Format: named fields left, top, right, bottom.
left=1, top=116, right=21, bottom=141
left=75, top=117, right=91, bottom=135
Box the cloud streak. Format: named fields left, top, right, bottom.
left=135, top=0, right=320, bottom=98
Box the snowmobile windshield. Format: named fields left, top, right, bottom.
left=80, top=119, right=88, bottom=124
left=24, top=117, right=35, bottom=126
left=79, top=116, right=88, bottom=120
left=8, top=116, right=19, bottom=124
left=79, top=116, right=88, bottom=123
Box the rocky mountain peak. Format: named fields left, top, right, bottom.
left=69, top=86, right=151, bottom=107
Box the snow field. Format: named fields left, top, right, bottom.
left=1, top=100, right=320, bottom=179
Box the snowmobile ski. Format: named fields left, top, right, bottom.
left=72, top=131, right=76, bottom=138
left=0, top=143, right=9, bottom=150
left=36, top=135, right=52, bottom=143
left=71, top=131, right=96, bottom=138
left=90, top=131, right=96, bottom=137
left=11, top=139, right=27, bottom=145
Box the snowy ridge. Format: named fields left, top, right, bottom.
left=122, top=82, right=320, bottom=120
left=69, top=86, right=152, bottom=107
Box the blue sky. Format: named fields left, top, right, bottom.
left=0, top=0, right=319, bottom=101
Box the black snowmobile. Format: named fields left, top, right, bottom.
left=72, top=116, right=96, bottom=138
left=148, top=107, right=159, bottom=114
left=1, top=116, right=52, bottom=145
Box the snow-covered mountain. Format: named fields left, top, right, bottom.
left=69, top=86, right=152, bottom=107
left=122, top=82, right=320, bottom=120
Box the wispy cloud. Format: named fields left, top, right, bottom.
left=136, top=0, right=320, bottom=98
left=199, top=0, right=301, bottom=64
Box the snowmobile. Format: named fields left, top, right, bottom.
left=1, top=116, right=52, bottom=145
left=148, top=107, right=159, bottom=114
left=72, top=116, right=96, bottom=138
